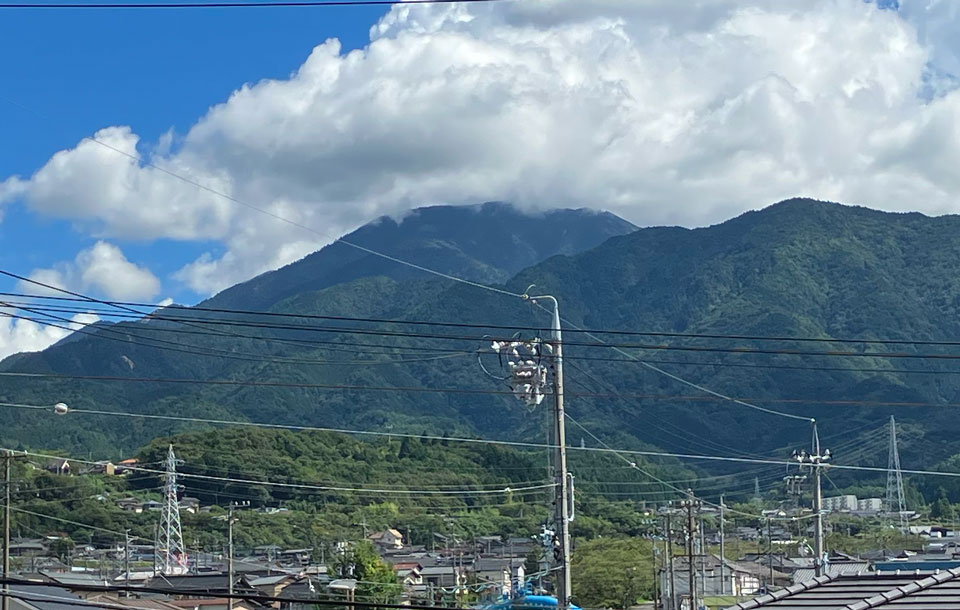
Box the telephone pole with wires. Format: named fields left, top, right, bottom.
left=486, top=288, right=573, bottom=610
left=680, top=491, right=700, bottom=610
left=2, top=450, right=11, bottom=610
left=792, top=423, right=831, bottom=577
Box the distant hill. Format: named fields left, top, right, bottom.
left=5, top=198, right=960, bottom=501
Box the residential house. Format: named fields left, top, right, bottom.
left=472, top=557, right=525, bottom=597
left=116, top=498, right=144, bottom=513
left=89, top=461, right=116, bottom=476
left=663, top=554, right=790, bottom=609
left=737, top=553, right=805, bottom=577
left=145, top=574, right=254, bottom=598
left=85, top=594, right=182, bottom=610
left=392, top=562, right=424, bottom=588
left=116, top=458, right=139, bottom=474
left=276, top=549, right=311, bottom=567
left=2, top=583, right=86, bottom=610
left=37, top=571, right=109, bottom=597
left=791, top=559, right=871, bottom=584
left=369, top=528, right=404, bottom=550
left=45, top=459, right=70, bottom=475
left=253, top=545, right=281, bottom=561
left=503, top=537, right=537, bottom=556
left=725, top=568, right=960, bottom=608
left=420, top=564, right=466, bottom=589
left=86, top=594, right=183, bottom=610
left=8, top=539, right=48, bottom=557
left=143, top=500, right=163, bottom=511
left=245, top=574, right=300, bottom=600
left=735, top=527, right=761, bottom=541
left=168, top=598, right=264, bottom=610
left=179, top=497, right=201, bottom=514
left=276, top=578, right=325, bottom=610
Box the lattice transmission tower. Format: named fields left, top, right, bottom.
left=885, top=416, right=908, bottom=532
left=155, top=444, right=187, bottom=575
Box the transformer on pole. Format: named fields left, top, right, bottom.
left=792, top=423, right=831, bottom=577
left=484, top=289, right=573, bottom=609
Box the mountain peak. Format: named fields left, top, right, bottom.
left=205, top=202, right=636, bottom=310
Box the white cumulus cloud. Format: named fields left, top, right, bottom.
left=3, top=0, right=960, bottom=295
left=22, top=241, right=162, bottom=302
left=0, top=311, right=100, bottom=361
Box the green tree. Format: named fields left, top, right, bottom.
left=51, top=537, right=75, bottom=562
left=931, top=487, right=956, bottom=521
left=571, top=538, right=653, bottom=610
left=331, top=541, right=401, bottom=604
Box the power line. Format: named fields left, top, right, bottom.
left=5, top=374, right=960, bottom=408
left=0, top=305, right=481, bottom=358
left=12, top=291, right=960, bottom=349
left=4, top=416, right=958, bottom=480
left=17, top=279, right=960, bottom=361
left=564, top=357, right=778, bottom=461
left=528, top=299, right=812, bottom=422
left=0, top=578, right=465, bottom=610
left=0, top=301, right=473, bottom=367
left=1, top=506, right=148, bottom=541
left=16, top=300, right=960, bottom=376
left=21, top=301, right=960, bottom=360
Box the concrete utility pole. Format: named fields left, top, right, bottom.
left=519, top=292, right=572, bottom=610
left=766, top=519, right=773, bottom=588
left=718, top=495, right=726, bottom=596
left=228, top=504, right=236, bottom=610
left=665, top=512, right=676, bottom=610
left=124, top=530, right=132, bottom=594
left=792, top=422, right=831, bottom=577
left=697, top=514, right=705, bottom=603
left=652, top=539, right=660, bottom=610
left=547, top=297, right=572, bottom=610
left=3, top=451, right=10, bottom=610
left=682, top=491, right=700, bottom=610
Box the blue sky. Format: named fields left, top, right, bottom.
left=0, top=3, right=386, bottom=302
left=3, top=0, right=960, bottom=357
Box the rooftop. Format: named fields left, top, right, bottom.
left=727, top=568, right=960, bottom=609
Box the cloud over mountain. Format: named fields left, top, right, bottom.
left=3, top=0, right=960, bottom=295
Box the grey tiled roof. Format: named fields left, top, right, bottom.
left=728, top=568, right=960, bottom=609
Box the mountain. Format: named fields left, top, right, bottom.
left=5, top=198, right=960, bottom=501
left=205, top=201, right=637, bottom=311
left=0, top=202, right=637, bottom=453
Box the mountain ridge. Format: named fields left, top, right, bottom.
left=4, top=197, right=960, bottom=503
left=204, top=201, right=636, bottom=311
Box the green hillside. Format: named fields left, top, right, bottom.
left=5, top=198, right=960, bottom=502
left=8, top=427, right=688, bottom=549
